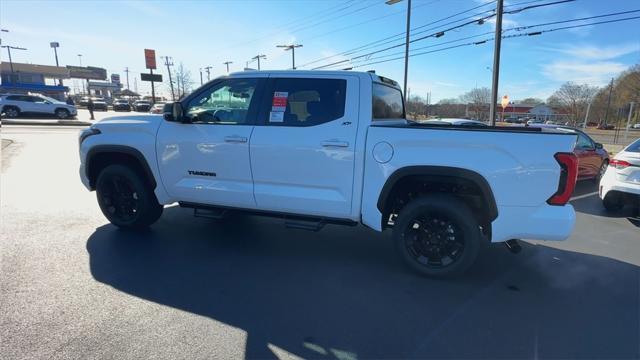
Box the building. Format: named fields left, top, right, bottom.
left=0, top=62, right=70, bottom=100
left=466, top=103, right=570, bottom=122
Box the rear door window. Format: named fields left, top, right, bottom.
left=372, top=83, right=404, bottom=120
left=264, top=78, right=346, bottom=127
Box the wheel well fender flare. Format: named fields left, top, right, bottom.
left=376, top=165, right=498, bottom=221
left=86, top=145, right=157, bottom=190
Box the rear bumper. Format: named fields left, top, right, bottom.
left=600, top=169, right=640, bottom=199
left=491, top=204, right=575, bottom=242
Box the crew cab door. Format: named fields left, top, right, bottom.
left=249, top=75, right=359, bottom=218
left=156, top=77, right=265, bottom=207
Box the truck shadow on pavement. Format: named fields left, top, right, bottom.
left=87, top=206, right=639, bottom=359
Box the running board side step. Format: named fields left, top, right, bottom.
left=179, top=201, right=357, bottom=231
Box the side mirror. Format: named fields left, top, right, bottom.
left=163, top=102, right=182, bottom=122
left=595, top=142, right=603, bottom=149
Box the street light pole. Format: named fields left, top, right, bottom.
left=50, top=42, right=62, bottom=86
left=199, top=68, right=203, bottom=85
left=77, top=54, right=82, bottom=66
left=204, top=66, right=212, bottom=81
left=277, top=44, right=302, bottom=69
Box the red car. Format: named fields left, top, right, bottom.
left=531, top=125, right=609, bottom=181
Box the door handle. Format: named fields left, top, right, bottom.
left=321, top=140, right=349, bottom=148
left=224, top=135, right=248, bottom=143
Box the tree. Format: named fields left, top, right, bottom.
left=460, top=87, right=491, bottom=120
left=547, top=82, right=598, bottom=126
left=173, top=62, right=193, bottom=99
left=519, top=97, right=544, bottom=105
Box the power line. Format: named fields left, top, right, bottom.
left=345, top=15, right=640, bottom=69
left=506, top=8, right=640, bottom=32
left=311, top=0, right=575, bottom=70
left=299, top=0, right=499, bottom=68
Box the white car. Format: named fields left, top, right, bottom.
left=78, top=70, right=579, bottom=278
left=0, top=94, right=77, bottom=119
left=599, top=138, right=640, bottom=211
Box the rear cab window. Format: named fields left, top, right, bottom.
left=625, top=139, right=640, bottom=153
left=372, top=82, right=405, bottom=120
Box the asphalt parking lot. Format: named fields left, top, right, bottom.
left=1, top=125, right=639, bottom=359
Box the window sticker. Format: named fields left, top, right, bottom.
left=272, top=91, right=288, bottom=112
left=269, top=111, right=284, bottom=122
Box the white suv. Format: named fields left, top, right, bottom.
left=0, top=94, right=77, bottom=119
left=599, top=137, right=640, bottom=211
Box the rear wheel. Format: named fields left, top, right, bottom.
left=96, top=164, right=163, bottom=229
left=55, top=108, right=70, bottom=119
left=603, top=192, right=624, bottom=212
left=594, top=160, right=608, bottom=183
left=393, top=194, right=482, bottom=278
left=3, top=106, right=20, bottom=118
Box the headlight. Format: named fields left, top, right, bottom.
left=79, top=127, right=101, bottom=146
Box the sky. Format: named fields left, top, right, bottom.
left=1, top=0, right=639, bottom=102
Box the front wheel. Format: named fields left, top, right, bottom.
left=393, top=194, right=482, bottom=278
left=96, top=164, right=163, bottom=229
left=55, top=108, right=70, bottom=119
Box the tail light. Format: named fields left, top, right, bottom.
left=547, top=152, right=578, bottom=206
left=609, top=159, right=630, bottom=169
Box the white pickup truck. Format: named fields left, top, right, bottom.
left=79, top=70, right=579, bottom=277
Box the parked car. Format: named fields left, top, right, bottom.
left=0, top=94, right=77, bottom=119
left=599, top=137, right=640, bottom=211
left=527, top=119, right=544, bottom=125
left=597, top=123, right=615, bottom=130
left=150, top=102, right=166, bottom=114
left=133, top=100, right=152, bottom=112
left=113, top=99, right=131, bottom=112
left=631, top=123, right=640, bottom=130
left=529, top=124, right=609, bottom=181
left=79, top=70, right=579, bottom=278
left=90, top=97, right=108, bottom=111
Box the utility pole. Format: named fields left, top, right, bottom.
left=204, top=66, right=212, bottom=81
left=1, top=45, right=27, bottom=74
left=489, top=0, right=504, bottom=126
left=277, top=44, right=302, bottom=69
left=124, top=67, right=130, bottom=90
left=162, top=56, right=175, bottom=101
left=252, top=54, right=266, bottom=70
left=223, top=61, right=233, bottom=74
left=624, top=102, right=635, bottom=142
left=603, top=77, right=614, bottom=126
left=199, top=68, right=203, bottom=85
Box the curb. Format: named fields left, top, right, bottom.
left=1, top=119, right=92, bottom=126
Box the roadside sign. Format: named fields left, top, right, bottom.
left=67, top=65, right=107, bottom=80
left=144, top=49, right=157, bottom=69
left=141, top=73, right=162, bottom=82
left=501, top=95, right=509, bottom=108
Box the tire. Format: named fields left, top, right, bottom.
left=96, top=164, right=163, bottom=229
left=393, top=194, right=482, bottom=278
left=594, top=160, right=608, bottom=183
left=603, top=192, right=624, bottom=212
left=55, top=108, right=70, bottom=119
left=3, top=106, right=20, bottom=118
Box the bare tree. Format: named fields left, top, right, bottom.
left=173, top=62, right=193, bottom=99
left=547, top=82, right=598, bottom=125
left=460, top=87, right=491, bottom=120
left=518, top=97, right=544, bottom=105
